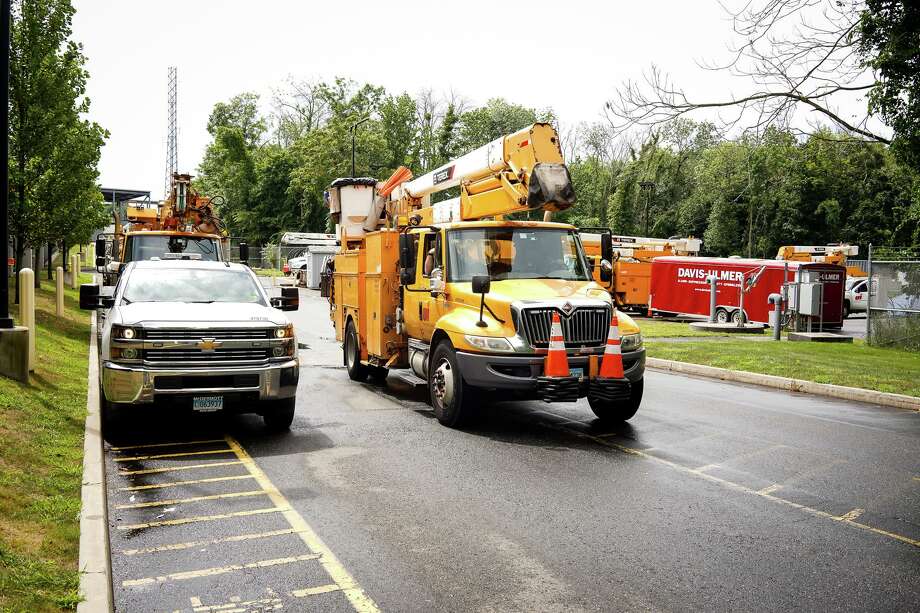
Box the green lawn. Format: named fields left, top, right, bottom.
left=0, top=272, right=93, bottom=612
left=646, top=338, right=920, bottom=397
left=634, top=318, right=733, bottom=338
left=253, top=267, right=286, bottom=277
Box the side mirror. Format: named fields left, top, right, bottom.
left=95, top=256, right=106, bottom=268
left=599, top=259, right=613, bottom=282
left=600, top=233, right=613, bottom=263
left=79, top=284, right=100, bottom=310
left=472, top=275, right=490, bottom=295
left=272, top=287, right=299, bottom=311
left=239, top=241, right=249, bottom=265
left=429, top=268, right=444, bottom=298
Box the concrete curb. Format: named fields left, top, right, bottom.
left=646, top=357, right=920, bottom=412
left=77, top=314, right=113, bottom=612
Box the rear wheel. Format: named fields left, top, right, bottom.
left=263, top=397, right=295, bottom=431
left=843, top=301, right=851, bottom=319
left=715, top=308, right=730, bottom=324
left=344, top=320, right=369, bottom=382
left=589, top=378, right=643, bottom=422
left=731, top=309, right=746, bottom=325
left=429, top=341, right=475, bottom=428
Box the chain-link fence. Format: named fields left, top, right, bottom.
left=867, top=246, right=920, bottom=351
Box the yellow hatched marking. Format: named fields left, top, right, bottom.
left=225, top=436, right=380, bottom=612
left=109, top=438, right=226, bottom=451
left=836, top=508, right=865, bottom=522
left=117, top=506, right=285, bottom=530
left=758, top=484, right=782, bottom=495
left=115, top=489, right=267, bottom=509
left=122, top=553, right=319, bottom=587
left=191, top=596, right=283, bottom=612
left=119, top=460, right=243, bottom=476
left=292, top=584, right=341, bottom=598
left=119, top=474, right=254, bottom=492
left=114, top=448, right=233, bottom=462
left=694, top=463, right=720, bottom=473
left=121, top=528, right=298, bottom=556
left=190, top=597, right=203, bottom=607
left=535, top=411, right=920, bottom=549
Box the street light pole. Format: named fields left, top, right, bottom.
left=350, top=116, right=369, bottom=178
left=639, top=180, right=656, bottom=237
left=0, top=0, right=13, bottom=328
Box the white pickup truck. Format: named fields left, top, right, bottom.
left=80, top=260, right=300, bottom=433
left=844, top=277, right=869, bottom=318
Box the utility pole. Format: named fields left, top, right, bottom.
left=350, top=116, right=369, bottom=177
left=0, top=0, right=13, bottom=328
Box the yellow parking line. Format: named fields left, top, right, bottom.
left=117, top=506, right=286, bottom=530
left=122, top=553, right=320, bottom=587
left=119, top=474, right=255, bottom=492
left=115, top=489, right=267, bottom=509
left=109, top=439, right=227, bottom=451
left=118, top=460, right=243, bottom=476
left=535, top=410, right=920, bottom=549
left=225, top=436, right=381, bottom=613
left=120, top=528, right=298, bottom=556
left=189, top=596, right=284, bottom=612
left=758, top=484, right=782, bottom=495
left=292, top=584, right=341, bottom=598
left=114, top=449, right=234, bottom=462
left=836, top=508, right=865, bottom=522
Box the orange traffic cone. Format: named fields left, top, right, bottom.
left=543, top=311, right=570, bottom=377
left=598, top=312, right=625, bottom=379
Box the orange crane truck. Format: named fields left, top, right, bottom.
left=95, top=173, right=243, bottom=285
left=327, top=124, right=646, bottom=427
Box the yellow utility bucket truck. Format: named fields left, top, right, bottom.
left=327, top=123, right=646, bottom=427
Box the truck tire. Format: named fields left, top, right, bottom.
left=344, top=320, right=370, bottom=382
left=99, top=381, right=120, bottom=438
left=263, top=397, right=295, bottom=431
left=843, top=301, right=851, bottom=319
left=429, top=341, right=475, bottom=428
left=588, top=378, right=643, bottom=422
left=715, top=308, right=730, bottom=324
left=731, top=309, right=746, bottom=324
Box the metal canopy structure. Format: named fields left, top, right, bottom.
left=100, top=188, right=151, bottom=204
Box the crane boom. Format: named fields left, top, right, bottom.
left=388, top=123, right=576, bottom=226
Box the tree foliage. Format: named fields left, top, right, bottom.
left=9, top=0, right=107, bottom=295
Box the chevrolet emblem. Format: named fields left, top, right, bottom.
left=197, top=338, right=221, bottom=352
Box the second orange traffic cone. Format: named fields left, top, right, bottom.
left=598, top=312, right=625, bottom=379
left=544, top=311, right=570, bottom=377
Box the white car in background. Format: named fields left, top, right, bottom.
left=844, top=277, right=869, bottom=318
left=287, top=254, right=308, bottom=272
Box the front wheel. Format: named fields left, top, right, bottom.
left=589, top=378, right=643, bottom=422
left=344, top=320, right=369, bottom=382
left=429, top=341, right=475, bottom=428
left=715, top=308, right=730, bottom=324
left=263, top=397, right=295, bottom=431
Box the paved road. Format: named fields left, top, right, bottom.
left=102, top=286, right=919, bottom=612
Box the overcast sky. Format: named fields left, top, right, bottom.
left=71, top=1, right=869, bottom=199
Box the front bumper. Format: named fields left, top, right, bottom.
left=455, top=347, right=645, bottom=392
left=101, top=359, right=299, bottom=404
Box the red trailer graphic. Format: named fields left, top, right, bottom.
left=649, top=256, right=845, bottom=326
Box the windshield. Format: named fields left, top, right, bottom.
left=125, top=235, right=221, bottom=262
left=447, top=228, right=591, bottom=282
left=122, top=268, right=265, bottom=305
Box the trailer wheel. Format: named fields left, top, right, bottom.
left=429, top=341, right=474, bottom=428
left=344, top=320, right=369, bottom=382
left=715, top=308, right=730, bottom=324
left=589, top=378, right=643, bottom=421
left=731, top=309, right=746, bottom=325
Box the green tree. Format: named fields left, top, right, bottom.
left=9, top=0, right=107, bottom=300
left=859, top=0, right=920, bottom=167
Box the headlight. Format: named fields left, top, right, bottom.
left=275, top=324, right=294, bottom=338
left=621, top=333, right=642, bottom=352
left=464, top=334, right=515, bottom=353
left=112, top=325, right=137, bottom=339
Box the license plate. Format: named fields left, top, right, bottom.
left=193, top=396, right=223, bottom=412
left=570, top=367, right=584, bottom=379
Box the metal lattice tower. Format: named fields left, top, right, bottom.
left=164, top=66, right=178, bottom=197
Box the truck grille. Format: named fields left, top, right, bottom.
left=145, top=348, right=270, bottom=363
left=144, top=328, right=273, bottom=340
left=518, top=306, right=610, bottom=348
